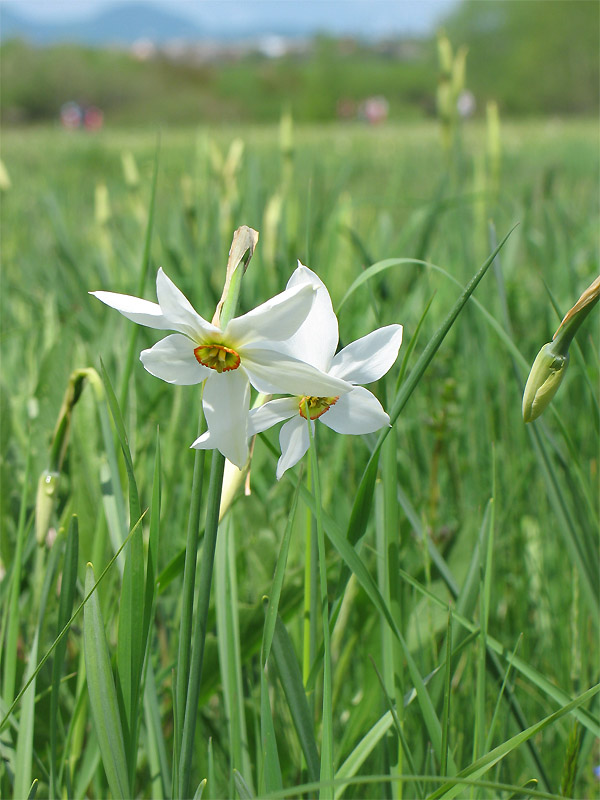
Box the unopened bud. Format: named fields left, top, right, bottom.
left=522, top=343, right=568, bottom=423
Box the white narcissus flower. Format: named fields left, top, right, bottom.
left=91, top=268, right=350, bottom=468
left=247, top=263, right=403, bottom=479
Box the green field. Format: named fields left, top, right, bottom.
left=1, top=118, right=598, bottom=799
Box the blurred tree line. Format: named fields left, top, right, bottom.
left=1, top=0, right=597, bottom=125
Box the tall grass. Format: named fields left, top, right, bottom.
left=1, top=117, right=598, bottom=798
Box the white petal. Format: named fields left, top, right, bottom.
left=225, top=282, right=315, bottom=346
left=279, top=263, right=338, bottom=371
left=190, top=429, right=213, bottom=449
left=319, top=386, right=390, bottom=435
left=247, top=397, right=298, bottom=436
left=242, top=348, right=351, bottom=397
left=201, top=370, right=251, bottom=469
left=329, top=325, right=403, bottom=384
left=140, top=334, right=210, bottom=384
left=276, top=416, right=311, bottom=480
left=90, top=290, right=172, bottom=330
left=156, top=268, right=219, bottom=341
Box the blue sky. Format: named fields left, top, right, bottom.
left=1, top=0, right=458, bottom=36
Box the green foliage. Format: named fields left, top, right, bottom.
left=0, top=118, right=598, bottom=798
left=443, top=0, right=599, bottom=115
left=2, top=5, right=598, bottom=127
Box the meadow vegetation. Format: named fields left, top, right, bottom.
left=0, top=112, right=598, bottom=799
left=1, top=0, right=598, bottom=126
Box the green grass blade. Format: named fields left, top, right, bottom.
left=14, top=544, right=60, bottom=799
left=271, top=615, right=320, bottom=784
left=3, top=443, right=31, bottom=706
left=215, top=516, right=253, bottom=793
left=233, top=768, right=256, bottom=799
left=144, top=663, right=171, bottom=799
left=83, top=563, right=129, bottom=799
left=118, top=137, right=160, bottom=410
left=427, top=684, right=600, bottom=800
left=440, top=609, right=452, bottom=779
left=397, top=568, right=600, bottom=737
left=0, top=513, right=144, bottom=735
left=262, top=470, right=302, bottom=666
left=260, top=667, right=283, bottom=795
left=100, top=360, right=145, bottom=787
left=179, top=449, right=225, bottom=799
left=346, top=226, right=516, bottom=549
left=313, top=492, right=456, bottom=774
left=175, top=405, right=206, bottom=758
left=50, top=515, right=79, bottom=798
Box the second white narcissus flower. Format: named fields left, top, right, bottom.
left=91, top=268, right=350, bottom=468
left=244, top=264, right=403, bottom=479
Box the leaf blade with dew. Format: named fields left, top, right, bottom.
left=83, top=562, right=129, bottom=800
left=50, top=515, right=79, bottom=799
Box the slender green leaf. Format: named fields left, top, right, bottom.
left=15, top=545, right=59, bottom=799
left=398, top=568, right=600, bottom=738
left=271, top=615, right=320, bottom=784
left=83, top=563, right=129, bottom=799
left=427, top=684, right=600, bottom=800
left=346, top=226, right=516, bottom=549
left=50, top=515, right=79, bottom=798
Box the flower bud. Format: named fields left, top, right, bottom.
left=522, top=343, right=569, bottom=423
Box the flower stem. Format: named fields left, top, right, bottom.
left=305, top=407, right=334, bottom=799
left=178, top=449, right=226, bottom=798
left=302, top=455, right=316, bottom=693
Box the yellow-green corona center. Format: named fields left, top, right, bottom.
left=194, top=343, right=241, bottom=373
left=298, top=395, right=339, bottom=420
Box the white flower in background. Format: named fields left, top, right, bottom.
left=244, top=264, right=403, bottom=479
left=91, top=268, right=350, bottom=468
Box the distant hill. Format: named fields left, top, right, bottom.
left=0, top=1, right=454, bottom=45
left=0, top=3, right=208, bottom=45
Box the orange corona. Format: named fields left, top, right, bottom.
left=298, top=395, right=339, bottom=420
left=194, top=344, right=241, bottom=373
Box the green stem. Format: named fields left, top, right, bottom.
left=305, top=409, right=334, bottom=799
left=178, top=450, right=226, bottom=798
left=175, top=403, right=206, bottom=764
left=302, top=456, right=314, bottom=689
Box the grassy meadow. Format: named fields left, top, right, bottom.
left=1, top=117, right=599, bottom=799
